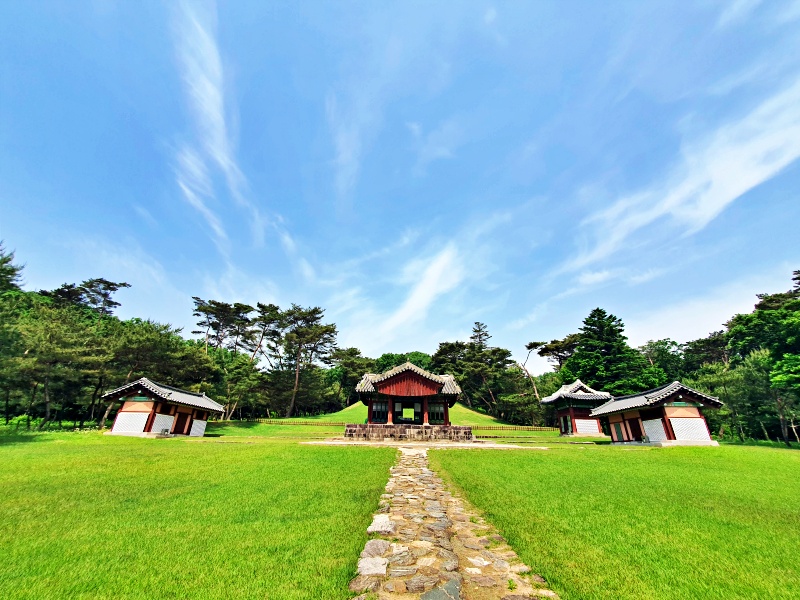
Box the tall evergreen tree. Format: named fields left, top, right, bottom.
left=0, top=242, right=23, bottom=292
left=282, top=305, right=337, bottom=418
left=531, top=333, right=582, bottom=368
left=638, top=339, right=685, bottom=381
left=561, top=308, right=666, bottom=395
left=470, top=322, right=491, bottom=349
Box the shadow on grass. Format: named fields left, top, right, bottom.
left=0, top=434, right=53, bottom=446
left=206, top=421, right=264, bottom=430
left=720, top=439, right=798, bottom=450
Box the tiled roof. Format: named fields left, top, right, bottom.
left=102, top=377, right=224, bottom=413
left=590, top=381, right=722, bottom=417
left=355, top=362, right=461, bottom=395
left=439, top=374, right=461, bottom=395
left=541, top=379, right=612, bottom=404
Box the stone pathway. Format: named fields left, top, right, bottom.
left=350, top=447, right=559, bottom=600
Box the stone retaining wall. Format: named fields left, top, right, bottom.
left=344, top=423, right=473, bottom=442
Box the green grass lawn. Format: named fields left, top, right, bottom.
left=429, top=444, right=800, bottom=600
left=275, top=401, right=512, bottom=426
left=6, top=412, right=789, bottom=600
left=0, top=434, right=395, bottom=600
left=205, top=421, right=345, bottom=438
left=282, top=402, right=368, bottom=422
left=205, top=403, right=567, bottom=443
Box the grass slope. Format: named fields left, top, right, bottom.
left=0, top=434, right=395, bottom=600
left=448, top=403, right=508, bottom=427
left=430, top=445, right=800, bottom=600
left=204, top=402, right=511, bottom=439
left=286, top=401, right=508, bottom=426
left=284, top=402, right=368, bottom=422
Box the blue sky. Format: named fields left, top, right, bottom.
left=2, top=1, right=799, bottom=373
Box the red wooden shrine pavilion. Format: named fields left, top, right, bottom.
left=355, top=362, right=461, bottom=426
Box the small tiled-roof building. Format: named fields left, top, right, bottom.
left=591, top=381, right=722, bottom=446
left=541, top=379, right=611, bottom=436
left=103, top=378, right=224, bottom=437
left=356, top=362, right=461, bottom=426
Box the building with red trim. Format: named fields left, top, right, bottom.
left=103, top=378, right=224, bottom=437
left=591, top=381, right=722, bottom=445
left=345, top=362, right=471, bottom=441
left=541, top=379, right=611, bottom=436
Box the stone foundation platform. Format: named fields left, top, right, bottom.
left=344, top=423, right=473, bottom=442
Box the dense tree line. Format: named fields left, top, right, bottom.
left=2, top=241, right=797, bottom=440
left=0, top=244, right=346, bottom=429
left=523, top=271, right=800, bottom=444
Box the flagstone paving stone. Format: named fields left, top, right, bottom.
left=350, top=447, right=560, bottom=600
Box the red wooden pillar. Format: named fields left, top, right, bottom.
left=423, top=397, right=429, bottom=425
left=367, top=401, right=373, bottom=424
left=387, top=397, right=394, bottom=424
left=144, top=404, right=157, bottom=433
left=443, top=402, right=450, bottom=426
left=185, top=412, right=194, bottom=435
left=661, top=407, right=676, bottom=440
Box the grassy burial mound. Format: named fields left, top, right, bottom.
left=0, top=435, right=395, bottom=600
left=430, top=445, right=800, bottom=600
left=285, top=401, right=510, bottom=426
left=205, top=401, right=509, bottom=438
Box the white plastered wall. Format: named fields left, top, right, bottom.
left=669, top=417, right=711, bottom=441
left=111, top=412, right=148, bottom=435
left=151, top=414, right=174, bottom=435
left=189, top=420, right=207, bottom=437
left=574, top=419, right=600, bottom=434
left=642, top=418, right=668, bottom=442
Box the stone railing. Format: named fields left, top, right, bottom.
left=344, top=423, right=473, bottom=442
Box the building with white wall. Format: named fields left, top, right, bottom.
left=103, top=378, right=223, bottom=437
left=591, top=381, right=722, bottom=446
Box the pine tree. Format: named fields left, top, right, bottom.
left=561, top=308, right=666, bottom=395
left=0, top=242, right=23, bottom=292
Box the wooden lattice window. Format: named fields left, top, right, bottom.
left=429, top=403, right=445, bottom=424
left=372, top=401, right=388, bottom=423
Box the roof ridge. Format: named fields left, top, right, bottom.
left=590, top=381, right=721, bottom=417
left=150, top=379, right=206, bottom=397
left=373, top=361, right=444, bottom=384
left=541, top=379, right=611, bottom=403
left=611, top=380, right=676, bottom=402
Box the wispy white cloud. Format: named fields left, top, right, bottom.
left=314, top=228, right=422, bottom=290
left=775, top=1, right=800, bottom=25
left=174, top=0, right=267, bottom=246
left=564, top=77, right=800, bottom=272
left=175, top=145, right=229, bottom=255
left=201, top=263, right=280, bottom=309
left=329, top=201, right=528, bottom=355
left=379, top=243, right=464, bottom=336
left=577, top=270, right=612, bottom=286
left=627, top=268, right=666, bottom=285
left=331, top=237, right=473, bottom=356
left=717, top=0, right=763, bottom=29
left=626, top=265, right=791, bottom=346
left=414, top=118, right=465, bottom=175
left=578, top=267, right=667, bottom=287
left=67, top=237, right=192, bottom=329
left=326, top=92, right=373, bottom=207
left=132, top=204, right=158, bottom=228
left=325, top=8, right=463, bottom=209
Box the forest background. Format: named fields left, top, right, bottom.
left=1, top=242, right=798, bottom=445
